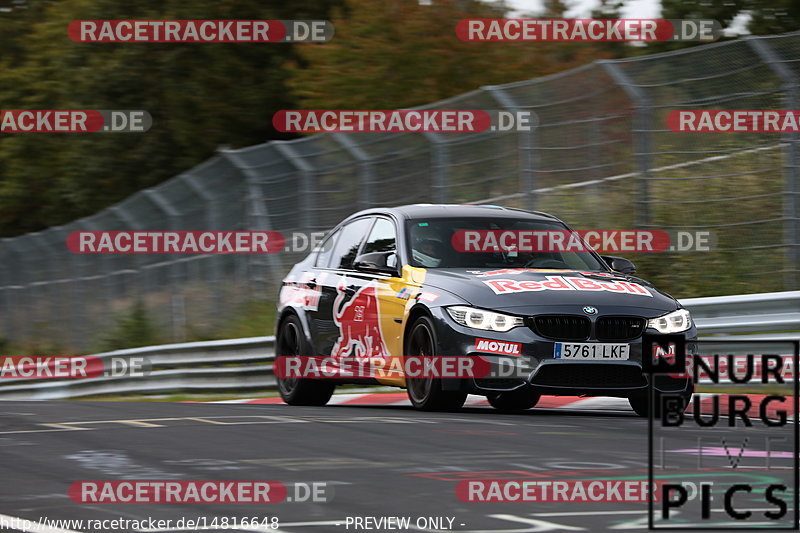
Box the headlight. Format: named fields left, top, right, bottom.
left=446, top=306, right=524, bottom=332
left=648, top=309, right=692, bottom=333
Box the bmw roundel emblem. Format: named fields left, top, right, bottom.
left=583, top=306, right=598, bottom=315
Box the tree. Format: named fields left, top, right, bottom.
left=287, top=0, right=612, bottom=110
left=747, top=0, right=800, bottom=35
left=0, top=0, right=342, bottom=236
left=661, top=0, right=800, bottom=37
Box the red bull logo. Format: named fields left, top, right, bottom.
left=331, top=280, right=389, bottom=360
left=483, top=276, right=653, bottom=297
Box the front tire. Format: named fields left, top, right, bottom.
left=276, top=315, right=335, bottom=406
left=629, top=391, right=690, bottom=418
left=487, top=389, right=540, bottom=412
left=405, top=316, right=467, bottom=412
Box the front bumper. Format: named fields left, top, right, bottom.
left=429, top=306, right=696, bottom=398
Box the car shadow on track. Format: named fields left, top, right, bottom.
left=317, top=403, right=642, bottom=418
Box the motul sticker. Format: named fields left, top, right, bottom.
left=473, top=338, right=522, bottom=356
left=483, top=275, right=652, bottom=297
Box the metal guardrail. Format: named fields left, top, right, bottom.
left=0, top=336, right=277, bottom=401
left=681, top=290, right=800, bottom=334
left=0, top=292, right=798, bottom=400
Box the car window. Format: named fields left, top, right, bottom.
left=362, top=217, right=396, bottom=254
left=314, top=229, right=340, bottom=268
left=328, top=217, right=373, bottom=270
left=406, top=217, right=606, bottom=270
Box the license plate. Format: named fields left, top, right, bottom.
left=554, top=342, right=630, bottom=360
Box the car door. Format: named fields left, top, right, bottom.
left=302, top=227, right=340, bottom=355
left=356, top=215, right=418, bottom=385
left=358, top=216, right=405, bottom=355
left=313, top=216, right=375, bottom=357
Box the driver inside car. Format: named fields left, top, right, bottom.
left=412, top=237, right=446, bottom=267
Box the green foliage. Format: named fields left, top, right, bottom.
left=97, top=300, right=162, bottom=351
left=652, top=0, right=800, bottom=53
left=660, top=0, right=800, bottom=36
left=213, top=299, right=277, bottom=340
left=0, top=0, right=342, bottom=237
left=287, top=0, right=614, bottom=110
left=748, top=0, right=800, bottom=35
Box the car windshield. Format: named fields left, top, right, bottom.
left=406, top=217, right=607, bottom=270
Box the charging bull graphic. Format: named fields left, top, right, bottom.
left=331, top=279, right=389, bottom=361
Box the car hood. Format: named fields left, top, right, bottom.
left=422, top=268, right=680, bottom=317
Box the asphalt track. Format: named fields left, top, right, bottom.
left=0, top=398, right=794, bottom=533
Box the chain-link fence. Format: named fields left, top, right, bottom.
left=2, top=32, right=799, bottom=351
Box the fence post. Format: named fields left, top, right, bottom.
left=422, top=132, right=449, bottom=203
left=28, top=232, right=62, bottom=346
left=180, top=171, right=226, bottom=325
left=332, top=132, right=373, bottom=210
left=219, top=148, right=286, bottom=293
left=143, top=189, right=186, bottom=341
left=47, top=226, right=81, bottom=350
left=0, top=240, right=12, bottom=343
left=748, top=37, right=800, bottom=290
left=107, top=206, right=145, bottom=340
left=599, top=60, right=653, bottom=228
left=271, top=142, right=316, bottom=231
left=70, top=219, right=105, bottom=351
left=483, top=85, right=536, bottom=211
left=3, top=239, right=32, bottom=343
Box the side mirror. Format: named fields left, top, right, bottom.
left=353, top=251, right=398, bottom=276
left=602, top=255, right=636, bottom=274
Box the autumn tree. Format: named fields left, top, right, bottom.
left=287, top=0, right=614, bottom=110
left=0, top=0, right=342, bottom=236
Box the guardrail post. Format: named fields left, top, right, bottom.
left=599, top=60, right=653, bottom=228
left=483, top=84, right=536, bottom=211
left=748, top=37, right=800, bottom=290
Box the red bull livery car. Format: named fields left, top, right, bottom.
left=275, top=205, right=695, bottom=413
